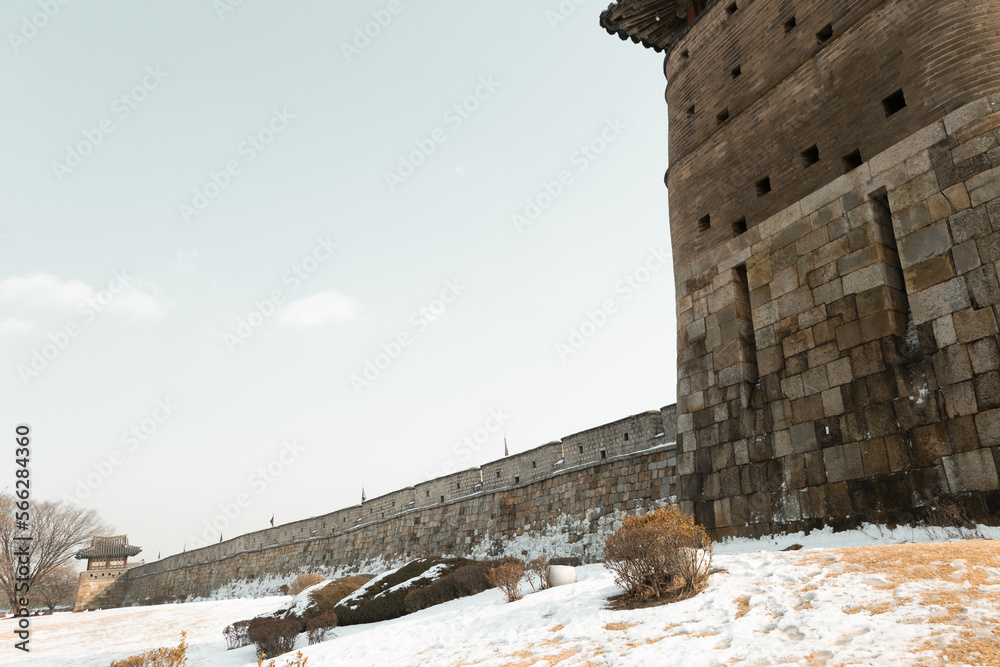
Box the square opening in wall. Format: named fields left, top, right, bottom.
left=801, top=144, right=820, bottom=167
left=699, top=214, right=711, bottom=231
left=756, top=177, right=772, bottom=196
left=716, top=108, right=730, bottom=124
left=514, top=476, right=520, bottom=484
left=687, top=104, right=696, bottom=116
left=681, top=49, right=690, bottom=59
left=843, top=149, right=863, bottom=173
left=882, top=89, right=907, bottom=117
left=733, top=217, right=748, bottom=236
left=578, top=445, right=584, bottom=453
left=600, top=449, right=607, bottom=460
left=532, top=461, right=536, bottom=468
left=726, top=2, right=737, bottom=15
left=731, top=65, right=742, bottom=79
left=624, top=432, right=629, bottom=441
left=816, top=23, right=833, bottom=43
left=496, top=470, right=500, bottom=478
left=440, top=496, right=444, bottom=503
left=457, top=482, right=461, bottom=489
left=784, top=16, right=796, bottom=33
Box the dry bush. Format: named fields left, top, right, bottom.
left=257, top=651, right=309, bottom=667
left=108, top=632, right=187, bottom=667
left=288, top=573, right=325, bottom=597
left=305, top=611, right=337, bottom=645
left=525, top=556, right=549, bottom=593
left=404, top=561, right=496, bottom=612
left=925, top=501, right=986, bottom=540
left=310, top=575, right=373, bottom=608
left=486, top=559, right=525, bottom=603
left=223, top=619, right=252, bottom=650
left=549, top=556, right=582, bottom=567
left=248, top=617, right=300, bottom=659
left=603, top=505, right=712, bottom=603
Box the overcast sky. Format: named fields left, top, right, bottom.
left=0, top=0, right=674, bottom=561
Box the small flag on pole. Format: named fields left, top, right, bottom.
left=504, top=435, right=509, bottom=457
left=219, top=534, right=223, bottom=543
left=270, top=514, right=275, bottom=527
left=157, top=551, right=160, bottom=560
left=362, top=487, right=366, bottom=503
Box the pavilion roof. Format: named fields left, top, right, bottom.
left=599, top=0, right=699, bottom=53
left=74, top=535, right=142, bottom=559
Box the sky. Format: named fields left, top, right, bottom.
left=0, top=0, right=674, bottom=561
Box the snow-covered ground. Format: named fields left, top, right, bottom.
left=3, top=525, right=998, bottom=667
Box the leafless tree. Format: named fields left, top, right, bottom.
left=0, top=494, right=113, bottom=611
left=34, top=566, right=79, bottom=612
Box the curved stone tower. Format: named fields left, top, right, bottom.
left=603, top=0, right=1000, bottom=537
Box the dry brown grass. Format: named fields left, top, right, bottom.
left=734, top=596, right=751, bottom=619
left=603, top=622, right=638, bottom=631
left=797, top=540, right=1000, bottom=665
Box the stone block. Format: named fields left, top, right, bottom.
left=884, top=434, right=913, bottom=471
left=803, top=451, right=827, bottom=486
left=943, top=449, right=1000, bottom=493
left=932, top=345, right=974, bottom=385
left=909, top=277, right=973, bottom=325
left=947, top=415, right=981, bottom=454
left=826, top=357, right=854, bottom=387
left=943, top=183, right=972, bottom=213
left=966, top=264, right=1000, bottom=308
left=953, top=307, right=999, bottom=343
left=953, top=240, right=982, bottom=275
left=976, top=410, right=1000, bottom=447
left=870, top=122, right=946, bottom=177
left=861, top=439, right=890, bottom=477
left=823, top=443, right=864, bottom=483
left=822, top=388, right=845, bottom=417
left=969, top=336, right=1000, bottom=373
left=932, top=314, right=958, bottom=347
left=941, top=380, right=979, bottom=418
left=944, top=98, right=994, bottom=136
left=904, top=254, right=956, bottom=293
left=898, top=221, right=953, bottom=268
left=790, top=421, right=818, bottom=454
left=913, top=423, right=952, bottom=466
left=974, top=371, right=1000, bottom=410
left=889, top=171, right=941, bottom=211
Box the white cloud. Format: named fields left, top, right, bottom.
left=0, top=272, right=169, bottom=320
left=0, top=317, right=33, bottom=335
left=0, top=273, right=92, bottom=305
left=279, top=290, right=357, bottom=328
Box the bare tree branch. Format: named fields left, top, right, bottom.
left=0, top=494, right=113, bottom=610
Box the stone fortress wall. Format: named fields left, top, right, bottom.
left=86, top=406, right=678, bottom=607
left=652, top=0, right=1000, bottom=536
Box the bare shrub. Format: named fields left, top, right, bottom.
left=603, top=505, right=712, bottom=603
left=223, top=619, right=252, bottom=650
left=108, top=632, right=187, bottom=667
left=486, top=559, right=525, bottom=603
left=549, top=556, right=582, bottom=567
left=288, top=573, right=325, bottom=597
left=248, top=617, right=299, bottom=659
left=305, top=611, right=337, bottom=645
left=525, top=556, right=549, bottom=593
left=926, top=501, right=986, bottom=540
